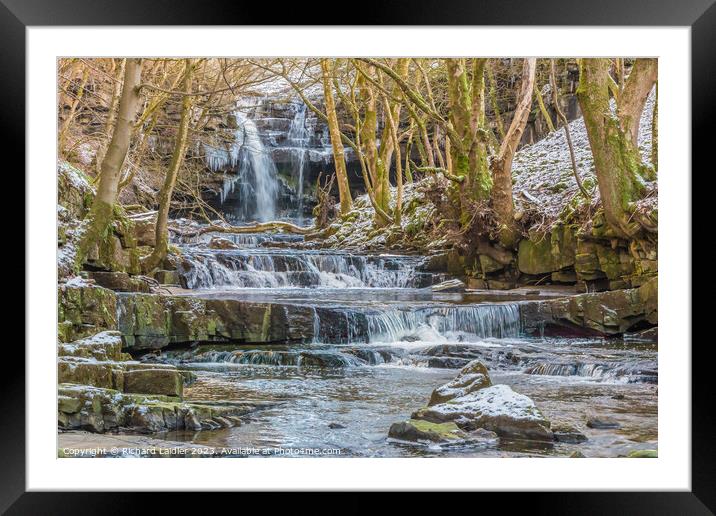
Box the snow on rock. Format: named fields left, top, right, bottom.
left=413, top=384, right=553, bottom=441
left=62, top=275, right=92, bottom=288
left=58, top=330, right=125, bottom=362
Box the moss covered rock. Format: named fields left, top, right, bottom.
left=388, top=419, right=467, bottom=443
left=58, top=283, right=118, bottom=342
left=518, top=237, right=555, bottom=275
left=550, top=225, right=577, bottom=270
left=117, top=294, right=317, bottom=350
left=123, top=368, right=184, bottom=398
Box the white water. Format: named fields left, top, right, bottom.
left=178, top=250, right=428, bottom=289
left=363, top=304, right=522, bottom=344
left=204, top=111, right=279, bottom=222
left=287, top=102, right=310, bottom=224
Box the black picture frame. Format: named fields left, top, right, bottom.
left=6, top=0, right=708, bottom=511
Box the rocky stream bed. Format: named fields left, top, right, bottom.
left=58, top=227, right=657, bottom=458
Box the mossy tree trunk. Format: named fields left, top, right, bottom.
left=491, top=58, right=536, bottom=247
left=142, top=59, right=194, bottom=273
left=445, top=58, right=491, bottom=223
left=78, top=58, right=143, bottom=266
left=577, top=58, right=656, bottom=237
left=320, top=59, right=353, bottom=215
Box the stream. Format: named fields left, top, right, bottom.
left=147, top=231, right=658, bottom=457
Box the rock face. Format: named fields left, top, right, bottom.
left=117, top=294, right=317, bottom=350
left=394, top=360, right=553, bottom=444
left=58, top=383, right=251, bottom=434
left=56, top=330, right=256, bottom=433
left=520, top=277, right=657, bottom=336
left=58, top=283, right=118, bottom=343
left=58, top=331, right=186, bottom=397
left=518, top=237, right=555, bottom=275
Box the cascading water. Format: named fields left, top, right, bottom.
left=363, top=304, right=522, bottom=343
left=177, top=249, right=432, bottom=289
left=204, top=111, right=279, bottom=222
left=287, top=102, right=310, bottom=224
left=310, top=303, right=522, bottom=345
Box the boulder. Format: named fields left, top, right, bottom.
left=126, top=212, right=157, bottom=247
left=421, top=253, right=448, bottom=272
left=388, top=419, right=467, bottom=443
left=413, top=384, right=553, bottom=442
left=550, top=225, right=576, bottom=270
left=574, top=240, right=605, bottom=281
left=478, top=254, right=505, bottom=274
left=123, top=368, right=184, bottom=398
left=428, top=360, right=491, bottom=406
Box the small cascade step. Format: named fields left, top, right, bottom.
left=177, top=249, right=435, bottom=289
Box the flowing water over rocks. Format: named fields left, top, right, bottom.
left=134, top=230, right=658, bottom=457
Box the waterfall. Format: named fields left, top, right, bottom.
left=312, top=303, right=522, bottom=344
left=287, top=102, right=310, bottom=223
left=177, top=250, right=432, bottom=289
left=188, top=349, right=366, bottom=368
left=362, top=304, right=522, bottom=343
left=203, top=111, right=279, bottom=222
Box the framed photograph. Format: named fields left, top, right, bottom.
left=9, top=0, right=709, bottom=510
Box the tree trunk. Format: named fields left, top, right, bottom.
left=320, top=59, right=353, bottom=215
left=618, top=58, right=657, bottom=147
left=142, top=59, right=194, bottom=272
left=446, top=58, right=491, bottom=219
left=78, top=58, right=143, bottom=265
left=577, top=58, right=654, bottom=237
left=491, top=58, right=536, bottom=247
left=95, top=58, right=126, bottom=175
